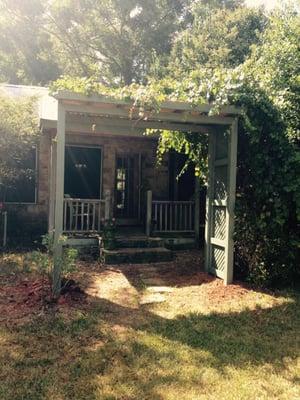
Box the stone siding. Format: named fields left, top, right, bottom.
left=5, top=130, right=170, bottom=242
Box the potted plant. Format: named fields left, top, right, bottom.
left=102, top=218, right=116, bottom=250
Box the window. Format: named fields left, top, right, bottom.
left=64, top=146, right=102, bottom=199
left=2, top=147, right=37, bottom=203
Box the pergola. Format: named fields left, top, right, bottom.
left=51, top=90, right=240, bottom=296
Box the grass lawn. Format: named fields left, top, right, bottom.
left=0, top=251, right=299, bottom=400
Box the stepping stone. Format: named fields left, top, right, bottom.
left=140, top=293, right=166, bottom=305
left=142, top=278, right=166, bottom=286
left=146, top=286, right=173, bottom=293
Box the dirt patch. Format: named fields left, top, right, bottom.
left=0, top=276, right=87, bottom=326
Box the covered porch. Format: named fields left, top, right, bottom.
left=48, top=90, right=239, bottom=293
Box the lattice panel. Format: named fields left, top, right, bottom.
left=215, top=131, right=228, bottom=160
left=214, top=165, right=227, bottom=200
left=212, top=206, right=226, bottom=240
left=212, top=245, right=225, bottom=272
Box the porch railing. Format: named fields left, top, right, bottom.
left=146, top=191, right=195, bottom=235
left=63, top=198, right=106, bottom=233
left=153, top=200, right=195, bottom=233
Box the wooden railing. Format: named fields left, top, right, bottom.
left=63, top=198, right=106, bottom=233
left=152, top=200, right=195, bottom=233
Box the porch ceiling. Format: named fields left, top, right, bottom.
left=50, top=90, right=240, bottom=132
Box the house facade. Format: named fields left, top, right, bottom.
left=1, top=84, right=199, bottom=242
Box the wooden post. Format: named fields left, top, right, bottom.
left=224, top=119, right=238, bottom=285
left=104, top=189, right=111, bottom=220
left=3, top=211, right=7, bottom=248
left=194, top=177, right=200, bottom=248
left=52, top=102, right=66, bottom=298
left=48, top=140, right=57, bottom=233
left=146, top=190, right=152, bottom=236
left=204, top=132, right=216, bottom=273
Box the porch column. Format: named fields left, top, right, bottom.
left=52, top=102, right=66, bottom=297
left=104, top=189, right=112, bottom=220
left=146, top=190, right=152, bottom=236
left=48, top=140, right=57, bottom=233
left=224, top=119, right=238, bottom=284
left=194, top=177, right=200, bottom=247
left=204, top=119, right=238, bottom=285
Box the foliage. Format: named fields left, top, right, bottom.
left=244, top=8, right=300, bottom=142
left=168, top=4, right=267, bottom=77
left=0, top=0, right=61, bottom=85
left=0, top=94, right=40, bottom=201
left=0, top=0, right=192, bottom=85
left=102, top=218, right=117, bottom=250
left=26, top=234, right=78, bottom=297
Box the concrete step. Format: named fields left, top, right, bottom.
left=66, top=237, right=100, bottom=260
left=116, top=237, right=164, bottom=249
left=102, top=247, right=173, bottom=264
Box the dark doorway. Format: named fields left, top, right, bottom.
left=64, top=146, right=102, bottom=199
left=115, top=155, right=140, bottom=220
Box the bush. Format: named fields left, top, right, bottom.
left=234, top=89, right=300, bottom=287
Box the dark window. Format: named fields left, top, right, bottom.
left=4, top=147, right=37, bottom=203
left=64, top=146, right=102, bottom=199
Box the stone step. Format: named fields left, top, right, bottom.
left=102, top=247, right=173, bottom=264
left=116, top=237, right=164, bottom=249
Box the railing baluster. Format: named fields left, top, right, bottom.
left=68, top=201, right=72, bottom=231
left=159, top=203, right=162, bottom=231
left=98, top=201, right=101, bottom=232
left=80, top=202, right=84, bottom=231
left=92, top=202, right=96, bottom=231
left=63, top=200, right=67, bottom=231
left=87, top=203, right=90, bottom=231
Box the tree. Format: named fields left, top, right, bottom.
left=0, top=94, right=40, bottom=201
left=0, top=0, right=60, bottom=85
left=245, top=8, right=300, bottom=142
left=168, top=3, right=267, bottom=78
left=47, top=0, right=191, bottom=85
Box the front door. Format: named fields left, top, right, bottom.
left=115, top=154, right=141, bottom=224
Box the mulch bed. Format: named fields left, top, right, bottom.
left=0, top=276, right=86, bottom=326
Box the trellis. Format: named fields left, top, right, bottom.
left=49, top=90, right=239, bottom=295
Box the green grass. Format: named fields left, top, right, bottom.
left=0, top=253, right=299, bottom=400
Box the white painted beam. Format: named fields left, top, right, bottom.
left=52, top=102, right=66, bottom=298
left=224, top=119, right=238, bottom=285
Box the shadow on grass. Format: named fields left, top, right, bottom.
left=1, top=289, right=299, bottom=400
